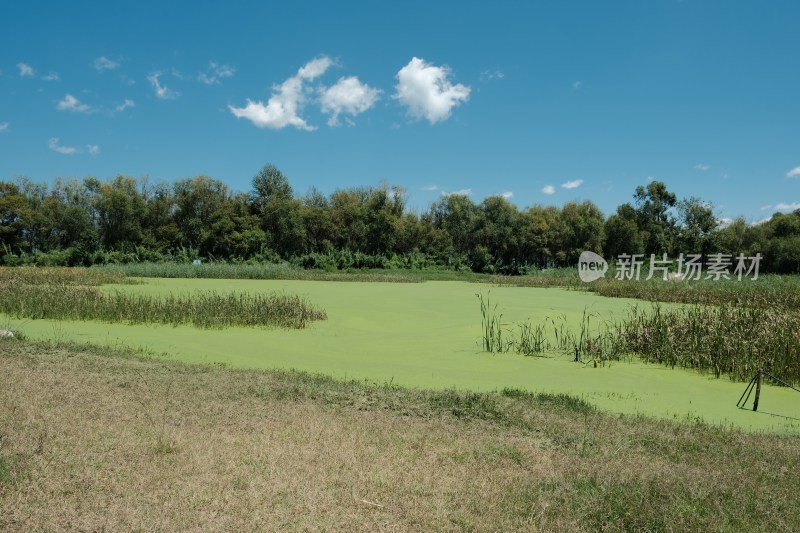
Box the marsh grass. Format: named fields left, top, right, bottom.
left=2, top=339, right=800, bottom=532
left=0, top=282, right=326, bottom=329
left=0, top=266, right=130, bottom=286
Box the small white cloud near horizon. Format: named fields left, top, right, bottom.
left=42, top=72, right=59, bottom=81
left=421, top=184, right=439, bottom=191
left=86, top=144, right=100, bottom=156
left=562, top=179, right=584, bottom=190
left=148, top=72, right=180, bottom=100
left=394, top=57, right=471, bottom=124
left=500, top=191, right=514, bottom=199
left=0, top=122, right=8, bottom=132
left=542, top=185, right=555, bottom=195
left=94, top=56, right=120, bottom=71
left=320, top=76, right=381, bottom=126
left=57, top=94, right=92, bottom=113
left=694, top=163, right=710, bottom=171
left=198, top=62, right=235, bottom=84
left=760, top=204, right=772, bottom=211
left=116, top=99, right=135, bottom=112
left=48, top=138, right=78, bottom=155
left=787, top=166, right=800, bottom=178
left=18, top=63, right=34, bottom=77
left=441, top=188, right=472, bottom=197
left=775, top=202, right=800, bottom=211
left=229, top=56, right=333, bottom=131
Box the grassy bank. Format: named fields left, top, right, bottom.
left=1, top=337, right=798, bottom=531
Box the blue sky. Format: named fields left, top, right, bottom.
left=1, top=0, right=798, bottom=221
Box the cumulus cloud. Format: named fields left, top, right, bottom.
left=775, top=202, right=800, bottom=211
left=86, top=144, right=100, bottom=156
left=18, top=63, right=34, bottom=77
left=787, top=166, right=800, bottom=178
left=394, top=57, right=470, bottom=124
left=148, top=72, right=180, bottom=100
left=94, top=56, right=119, bottom=71
left=561, top=179, right=584, bottom=189
left=48, top=138, right=78, bottom=155
left=694, top=163, right=710, bottom=171
left=500, top=191, right=514, bottom=199
left=198, top=61, right=235, bottom=84
left=116, top=99, right=135, bottom=112
left=542, top=185, right=555, bottom=195
left=441, top=188, right=472, bottom=197
left=320, top=76, right=380, bottom=126
left=57, top=94, right=92, bottom=113
left=229, top=56, right=333, bottom=131
left=42, top=72, right=59, bottom=81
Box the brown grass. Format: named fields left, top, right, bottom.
left=1, top=338, right=799, bottom=532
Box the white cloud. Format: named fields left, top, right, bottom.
left=148, top=72, right=180, bottom=100
left=500, top=191, right=514, bottom=199
left=229, top=56, right=333, bottom=131
left=116, top=99, right=135, bottom=112
left=320, top=76, right=380, bottom=126
left=57, top=94, right=92, bottom=113
left=48, top=138, right=78, bottom=155
left=198, top=62, right=235, bottom=84
left=94, top=56, right=119, bottom=71
left=441, top=189, right=472, bottom=197
left=561, top=179, right=584, bottom=190
left=421, top=184, right=439, bottom=191
left=18, top=63, right=34, bottom=77
left=42, top=72, right=59, bottom=81
left=573, top=80, right=583, bottom=89
left=694, top=163, right=710, bottom=171
left=0, top=122, right=8, bottom=132
left=760, top=205, right=772, bottom=211
left=394, top=57, right=470, bottom=124
left=542, top=185, right=555, bottom=195
left=787, top=166, right=800, bottom=178
left=86, top=144, right=100, bottom=156
left=718, top=218, right=733, bottom=228
left=480, top=69, right=504, bottom=81
left=775, top=202, right=800, bottom=211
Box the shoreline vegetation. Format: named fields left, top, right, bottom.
left=1, top=337, right=799, bottom=531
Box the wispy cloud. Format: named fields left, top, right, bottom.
left=500, top=191, right=513, bottom=199
left=57, top=94, right=92, bottom=113
left=441, top=188, right=472, bottom=197
left=94, top=56, right=119, bottom=71
left=86, top=144, right=100, bottom=156
left=48, top=138, right=78, bottom=155
left=229, top=56, right=333, bottom=131
left=198, top=62, right=235, bottom=84
left=0, top=122, right=8, bottom=133
left=115, top=99, right=135, bottom=112
left=17, top=63, right=34, bottom=77
left=480, top=69, right=504, bottom=81
left=421, top=184, right=439, bottom=191
left=775, top=202, right=800, bottom=211
left=394, top=57, right=470, bottom=124
left=694, top=163, right=710, bottom=171
left=561, top=179, right=584, bottom=190
left=148, top=72, right=180, bottom=100
left=542, top=185, right=555, bottom=195
left=42, top=72, right=59, bottom=81
left=787, top=166, right=800, bottom=178
left=760, top=204, right=772, bottom=211
left=320, top=76, right=381, bottom=126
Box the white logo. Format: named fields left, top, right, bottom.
left=578, top=251, right=608, bottom=282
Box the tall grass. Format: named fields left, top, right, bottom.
left=0, top=266, right=130, bottom=286
left=0, top=282, right=326, bottom=329
left=476, top=292, right=507, bottom=352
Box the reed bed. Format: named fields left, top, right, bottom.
left=0, top=266, right=129, bottom=286
left=0, top=282, right=326, bottom=329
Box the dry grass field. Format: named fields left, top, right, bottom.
left=2, top=337, right=799, bottom=532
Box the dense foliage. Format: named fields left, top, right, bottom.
left=2, top=165, right=798, bottom=273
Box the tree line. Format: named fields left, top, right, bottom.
left=1, top=165, right=798, bottom=273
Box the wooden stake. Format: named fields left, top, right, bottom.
left=753, top=368, right=763, bottom=412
